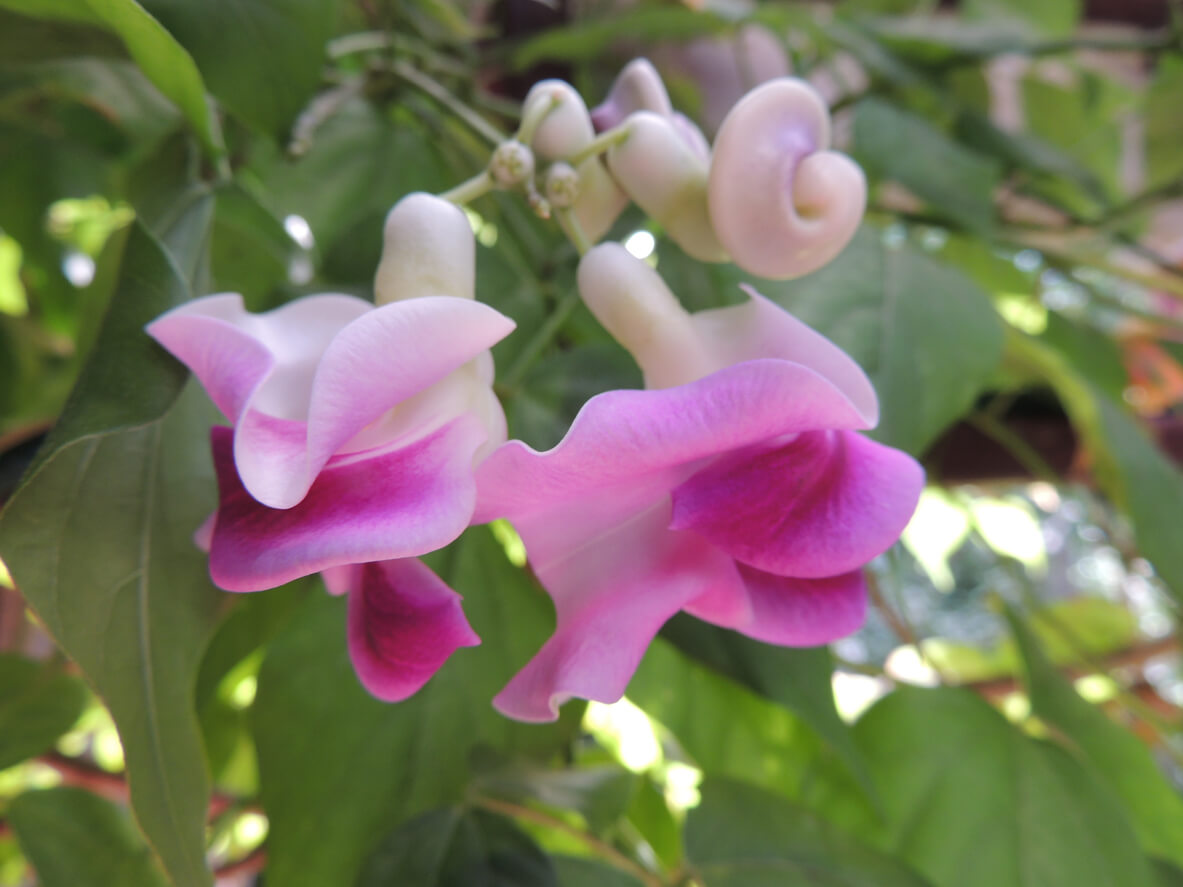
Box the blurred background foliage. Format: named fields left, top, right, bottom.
left=0, top=0, right=1182, bottom=884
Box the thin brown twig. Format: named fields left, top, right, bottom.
left=471, top=795, right=665, bottom=887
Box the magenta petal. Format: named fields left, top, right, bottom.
left=670, top=429, right=923, bottom=579
left=347, top=559, right=480, bottom=702
left=475, top=359, right=874, bottom=524
left=711, top=565, right=868, bottom=645
left=493, top=503, right=745, bottom=722
left=208, top=415, right=488, bottom=592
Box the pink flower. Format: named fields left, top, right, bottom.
left=474, top=245, right=923, bottom=721
left=147, top=193, right=511, bottom=700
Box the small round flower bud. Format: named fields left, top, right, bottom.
left=543, top=163, right=581, bottom=209
left=489, top=140, right=536, bottom=188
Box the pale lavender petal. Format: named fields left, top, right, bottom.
left=208, top=415, right=488, bottom=592
left=695, top=565, right=867, bottom=646
left=146, top=293, right=370, bottom=422
left=242, top=296, right=514, bottom=509
left=475, top=359, right=872, bottom=524
left=347, top=558, right=480, bottom=702
left=493, top=502, right=744, bottom=721
left=669, top=429, right=924, bottom=579
left=690, top=288, right=879, bottom=425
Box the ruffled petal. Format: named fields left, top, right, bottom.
left=208, top=415, right=488, bottom=591
left=146, top=292, right=371, bottom=422
left=475, top=359, right=874, bottom=524
left=691, top=565, right=867, bottom=646
left=239, top=296, right=514, bottom=509
left=344, top=559, right=480, bottom=702
left=669, top=429, right=924, bottom=578
left=691, top=287, right=879, bottom=425
left=493, top=502, right=744, bottom=721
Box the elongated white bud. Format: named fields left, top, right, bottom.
left=577, top=243, right=714, bottom=388
left=607, top=112, right=726, bottom=262
left=707, top=78, right=865, bottom=280
left=375, top=193, right=474, bottom=304
left=522, top=80, right=628, bottom=242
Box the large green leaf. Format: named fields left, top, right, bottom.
left=9, top=788, right=169, bottom=887
left=549, top=856, right=645, bottom=887
left=685, top=778, right=933, bottom=887
left=355, top=807, right=556, bottom=887
left=854, top=687, right=1157, bottom=887
left=854, top=98, right=1001, bottom=233
left=1005, top=608, right=1183, bottom=865
left=1146, top=57, right=1183, bottom=189
left=762, top=226, right=1005, bottom=455
left=0, top=220, right=222, bottom=887
left=0, top=654, right=89, bottom=770
left=138, top=0, right=338, bottom=135
left=252, top=527, right=575, bottom=887
left=4, top=0, right=225, bottom=160
left=657, top=617, right=871, bottom=794
left=257, top=101, right=452, bottom=274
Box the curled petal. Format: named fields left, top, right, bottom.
left=208, top=415, right=488, bottom=591
left=669, top=429, right=924, bottom=578
left=607, top=112, right=726, bottom=262
left=475, top=358, right=875, bottom=525
left=493, top=502, right=743, bottom=721
left=690, top=286, right=878, bottom=425
left=590, top=57, right=672, bottom=131
left=708, top=78, right=866, bottom=279
left=523, top=79, right=628, bottom=242
left=375, top=193, right=475, bottom=305
left=688, top=565, right=868, bottom=646
left=344, top=559, right=480, bottom=702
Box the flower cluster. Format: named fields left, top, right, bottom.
left=147, top=64, right=923, bottom=719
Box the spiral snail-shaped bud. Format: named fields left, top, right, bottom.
left=374, top=193, right=474, bottom=305
left=489, top=139, right=535, bottom=188
left=522, top=80, right=628, bottom=242
left=577, top=243, right=714, bottom=389
left=707, top=78, right=866, bottom=280
left=589, top=57, right=672, bottom=132
left=607, top=112, right=727, bottom=263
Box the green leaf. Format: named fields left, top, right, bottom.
left=854, top=98, right=1001, bottom=233
left=0, top=219, right=223, bottom=887
left=1004, top=607, right=1183, bottom=865
left=658, top=617, right=871, bottom=794
left=763, top=226, right=1005, bottom=455
left=210, top=183, right=294, bottom=306
left=252, top=527, right=575, bottom=887
left=355, top=807, right=557, bottom=887
left=1007, top=333, right=1183, bottom=604
left=854, top=687, right=1158, bottom=887
left=962, top=0, right=1079, bottom=38
left=8, top=788, right=169, bottom=887
left=550, top=856, right=645, bottom=887
left=138, top=0, right=338, bottom=135
left=6, top=0, right=226, bottom=161
left=685, top=778, right=933, bottom=887
left=1156, top=860, right=1183, bottom=887
left=1146, top=57, right=1183, bottom=189
left=257, top=102, right=452, bottom=276
left=511, top=5, right=727, bottom=69
left=0, top=655, right=88, bottom=770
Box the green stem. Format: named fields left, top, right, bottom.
left=555, top=208, right=592, bottom=256
left=515, top=93, right=560, bottom=146
left=439, top=170, right=494, bottom=206
left=966, top=411, right=1061, bottom=484
left=568, top=125, right=631, bottom=168
left=392, top=61, right=506, bottom=146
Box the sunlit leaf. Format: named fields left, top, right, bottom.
left=0, top=655, right=88, bottom=770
